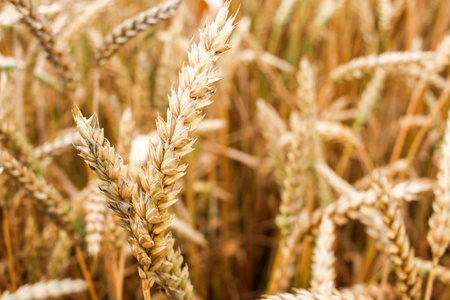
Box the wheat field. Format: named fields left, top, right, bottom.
left=0, top=0, right=449, bottom=299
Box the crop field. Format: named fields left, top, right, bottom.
left=0, top=0, right=449, bottom=299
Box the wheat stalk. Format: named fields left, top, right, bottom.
left=95, top=0, right=181, bottom=66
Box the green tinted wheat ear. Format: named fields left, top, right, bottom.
left=95, top=0, right=181, bottom=66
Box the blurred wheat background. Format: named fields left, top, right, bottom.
left=0, top=0, right=450, bottom=299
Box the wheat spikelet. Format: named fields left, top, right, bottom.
left=0, top=112, right=39, bottom=171
left=354, top=0, right=377, bottom=52
left=22, top=41, right=39, bottom=138
left=47, top=229, right=73, bottom=278
left=373, top=179, right=422, bottom=299
left=105, top=211, right=125, bottom=255
left=429, top=35, right=450, bottom=74
left=24, top=218, right=42, bottom=281
left=416, top=258, right=450, bottom=284
left=0, top=147, right=75, bottom=234
left=427, top=110, right=450, bottom=262
left=257, top=100, right=289, bottom=180
left=276, top=116, right=308, bottom=236
left=95, top=0, right=181, bottom=66
left=313, top=0, right=345, bottom=29
left=0, top=278, right=87, bottom=300
left=269, top=190, right=376, bottom=293
left=330, top=51, right=435, bottom=81
left=354, top=69, right=386, bottom=130
left=263, top=287, right=374, bottom=300
left=33, top=128, right=80, bottom=159
left=310, top=214, right=336, bottom=296
left=171, top=217, right=207, bottom=248
left=8, top=0, right=74, bottom=88
left=58, top=0, right=112, bottom=45
left=116, top=108, right=135, bottom=165
left=83, top=179, right=106, bottom=257
left=315, top=120, right=363, bottom=148
left=273, top=0, right=300, bottom=29
left=156, top=12, right=186, bottom=107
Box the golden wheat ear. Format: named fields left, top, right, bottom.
left=95, top=0, right=181, bottom=66
left=8, top=0, right=75, bottom=89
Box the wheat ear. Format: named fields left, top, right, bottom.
left=34, top=128, right=80, bottom=159
left=310, top=214, right=336, bottom=296
left=8, top=0, right=74, bottom=88
left=0, top=147, right=75, bottom=235
left=373, top=179, right=422, bottom=300
left=83, top=179, right=107, bottom=257
left=330, top=51, right=435, bottom=81
left=263, top=288, right=374, bottom=300
left=137, top=1, right=235, bottom=294
left=117, top=108, right=135, bottom=165
left=75, top=5, right=235, bottom=294
left=0, top=279, right=87, bottom=300
left=0, top=116, right=39, bottom=172
left=75, top=112, right=192, bottom=299
left=425, top=110, right=450, bottom=298
left=95, top=0, right=181, bottom=66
